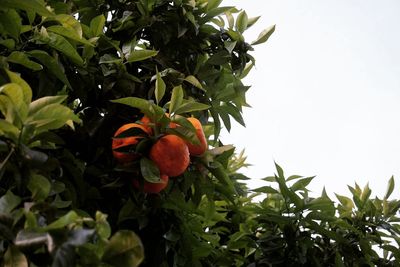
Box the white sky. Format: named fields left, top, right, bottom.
left=222, top=1, right=400, bottom=199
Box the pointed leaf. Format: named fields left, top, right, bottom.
left=90, top=15, right=105, bottom=37
left=47, top=26, right=93, bottom=46
left=184, top=75, right=204, bottom=90
left=37, top=30, right=84, bottom=66
left=155, top=69, right=166, bottom=105
left=28, top=95, right=67, bottom=116
left=43, top=211, right=79, bottom=231
left=235, top=11, right=248, bottom=33
left=385, top=176, right=395, bottom=199
left=8, top=51, right=43, bottom=71
left=174, top=102, right=210, bottom=115
left=2, top=0, right=53, bottom=17
left=251, top=25, right=275, bottom=45
left=169, top=86, right=184, bottom=115
left=127, top=49, right=158, bottom=63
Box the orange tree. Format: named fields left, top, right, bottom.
left=1, top=1, right=400, bottom=266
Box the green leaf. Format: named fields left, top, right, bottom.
left=235, top=11, right=248, bottom=33
left=202, top=7, right=234, bottom=22
left=169, top=85, right=184, bottom=115
left=2, top=0, right=53, bottom=17
left=0, top=190, right=21, bottom=214
left=36, top=30, right=84, bottom=66
left=184, top=75, right=204, bottom=91
left=155, top=69, right=166, bottom=105
left=140, top=157, right=162, bottom=183
left=90, top=15, right=105, bottom=37
left=290, top=176, right=315, bottom=191
left=166, top=126, right=200, bottom=145
left=4, top=245, right=28, bottom=267
left=43, top=211, right=79, bottom=231
left=95, top=211, right=111, bottom=239
left=247, top=16, right=261, bottom=29
left=27, top=174, right=51, bottom=201
left=52, top=14, right=83, bottom=38
left=385, top=176, right=395, bottom=199
left=28, top=95, right=67, bottom=116
left=335, top=194, right=354, bottom=210
left=102, top=230, right=144, bottom=267
left=47, top=26, right=93, bottom=46
left=0, top=9, right=21, bottom=40
left=207, top=0, right=223, bottom=11
left=127, top=49, right=158, bottom=63
left=7, top=51, right=43, bottom=71
left=251, top=25, right=275, bottom=45
left=28, top=50, right=71, bottom=88
left=252, top=186, right=279, bottom=194
left=0, top=119, right=19, bottom=141
left=26, top=103, right=81, bottom=134
left=5, top=70, right=32, bottom=105
left=0, top=83, right=28, bottom=122
left=174, top=102, right=210, bottom=115
left=111, top=97, right=159, bottom=119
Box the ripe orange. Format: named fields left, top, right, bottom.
left=185, top=117, right=207, bottom=156
left=112, top=123, right=151, bottom=163
left=139, top=115, right=152, bottom=132
left=149, top=135, right=190, bottom=177
left=132, top=174, right=169, bottom=194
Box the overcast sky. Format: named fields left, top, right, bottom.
left=222, top=1, right=400, bottom=199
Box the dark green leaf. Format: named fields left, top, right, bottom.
left=8, top=51, right=43, bottom=71
left=0, top=190, right=21, bottom=214
left=0, top=9, right=21, bottom=40
left=102, top=230, right=144, bottom=267
left=385, top=176, right=395, bottom=199
left=2, top=0, right=53, bottom=17
left=28, top=50, right=72, bottom=88
left=36, top=30, right=84, bottom=66
left=47, top=26, right=93, bottom=46
left=252, top=186, right=279, bottom=194
left=127, top=49, right=158, bottom=62
left=140, top=157, right=161, bottom=183
left=27, top=174, right=51, bottom=201
left=290, top=176, right=314, bottom=191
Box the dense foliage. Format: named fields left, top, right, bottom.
left=0, top=0, right=399, bottom=266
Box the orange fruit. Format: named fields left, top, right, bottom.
left=185, top=117, right=207, bottom=156
left=132, top=174, right=169, bottom=194
left=139, top=115, right=152, bottom=132
left=149, top=135, right=190, bottom=177
left=112, top=123, right=151, bottom=163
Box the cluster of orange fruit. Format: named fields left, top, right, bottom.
left=112, top=115, right=207, bottom=194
